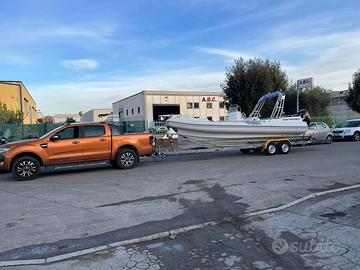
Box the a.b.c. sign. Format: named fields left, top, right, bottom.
left=297, top=77, right=313, bottom=89
left=201, top=97, right=217, bottom=102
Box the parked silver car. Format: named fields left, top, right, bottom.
left=305, top=122, right=333, bottom=144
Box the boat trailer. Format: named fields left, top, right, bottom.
left=151, top=135, right=298, bottom=161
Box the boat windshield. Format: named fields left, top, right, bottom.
left=340, top=120, right=360, bottom=128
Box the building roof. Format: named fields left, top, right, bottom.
left=113, top=90, right=223, bottom=104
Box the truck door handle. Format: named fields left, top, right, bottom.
left=99, top=138, right=107, bottom=142
left=72, top=141, right=80, bottom=145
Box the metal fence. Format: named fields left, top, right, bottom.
left=0, top=123, right=63, bottom=142
left=0, top=121, right=168, bottom=143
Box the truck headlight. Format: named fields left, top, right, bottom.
left=0, top=147, right=10, bottom=153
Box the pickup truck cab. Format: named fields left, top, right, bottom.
left=333, top=119, right=360, bottom=141
left=0, top=123, right=153, bottom=180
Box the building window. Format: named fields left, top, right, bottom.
left=207, top=116, right=213, bottom=121
left=194, top=102, right=199, bottom=109
left=126, top=110, right=129, bottom=116
left=187, top=102, right=193, bottom=109
left=138, top=107, right=140, bottom=114
left=194, top=116, right=200, bottom=118
left=207, top=103, right=212, bottom=109
left=220, top=116, right=225, bottom=121
left=219, top=101, right=225, bottom=109
left=131, top=108, right=134, bottom=115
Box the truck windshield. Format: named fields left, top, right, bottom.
left=340, top=120, right=360, bottom=128
left=39, top=125, right=65, bottom=139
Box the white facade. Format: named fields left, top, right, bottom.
left=81, top=109, right=112, bottom=122
left=113, top=91, right=227, bottom=122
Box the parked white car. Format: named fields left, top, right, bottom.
left=305, top=122, right=333, bottom=144
left=333, top=119, right=360, bottom=141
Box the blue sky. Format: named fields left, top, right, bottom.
left=1, top=0, right=360, bottom=114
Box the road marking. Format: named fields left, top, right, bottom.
left=1, top=184, right=359, bottom=267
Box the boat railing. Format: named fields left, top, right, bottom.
left=249, top=91, right=285, bottom=120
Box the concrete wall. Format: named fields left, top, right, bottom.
left=113, top=93, right=145, bottom=121
left=329, top=90, right=359, bottom=116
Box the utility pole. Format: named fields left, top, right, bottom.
left=296, top=78, right=313, bottom=112
left=296, top=82, right=300, bottom=112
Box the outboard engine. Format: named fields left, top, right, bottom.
left=296, top=109, right=311, bottom=126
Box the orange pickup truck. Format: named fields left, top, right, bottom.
left=0, top=123, right=154, bottom=180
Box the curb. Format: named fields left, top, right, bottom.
left=1, top=184, right=360, bottom=267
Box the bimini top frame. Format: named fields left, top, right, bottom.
left=249, top=91, right=285, bottom=120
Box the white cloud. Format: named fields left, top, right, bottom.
left=61, top=59, right=99, bottom=71
left=196, top=47, right=254, bottom=62
left=197, top=29, right=360, bottom=90
left=30, top=67, right=225, bottom=114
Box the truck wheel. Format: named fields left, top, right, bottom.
left=277, top=141, right=291, bottom=154
left=116, top=148, right=138, bottom=169
left=12, top=156, right=41, bottom=181
left=266, top=142, right=277, bottom=155
left=354, top=132, right=360, bottom=142
left=240, top=149, right=251, bottom=154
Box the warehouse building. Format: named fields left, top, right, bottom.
left=0, top=81, right=37, bottom=124
left=113, top=90, right=227, bottom=122
left=329, top=90, right=359, bottom=116
left=81, top=109, right=112, bottom=122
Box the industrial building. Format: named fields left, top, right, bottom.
left=329, top=90, right=359, bottom=116
left=0, top=81, right=37, bottom=124
left=113, top=90, right=227, bottom=122
left=81, top=109, right=112, bottom=122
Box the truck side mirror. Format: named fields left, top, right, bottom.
left=50, top=135, right=60, bottom=141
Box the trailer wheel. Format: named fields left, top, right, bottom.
left=266, top=142, right=277, bottom=155
left=240, top=149, right=251, bottom=154
left=277, top=141, right=291, bottom=154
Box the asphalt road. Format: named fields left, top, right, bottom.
left=0, top=141, right=360, bottom=268
left=12, top=189, right=360, bottom=270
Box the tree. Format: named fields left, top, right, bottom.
left=0, top=102, right=23, bottom=124
left=346, top=70, right=360, bottom=113
left=221, top=57, right=288, bottom=115
left=284, top=85, right=331, bottom=116
left=66, top=117, right=76, bottom=123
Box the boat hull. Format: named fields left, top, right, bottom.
left=166, top=116, right=308, bottom=148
